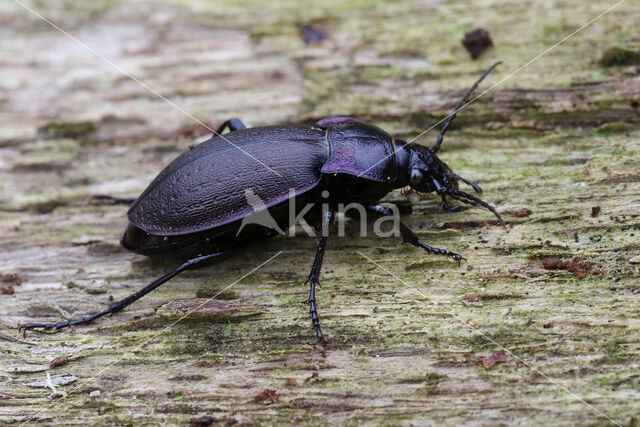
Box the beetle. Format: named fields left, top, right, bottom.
left=22, top=62, right=504, bottom=340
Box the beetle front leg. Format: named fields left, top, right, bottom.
left=400, top=221, right=465, bottom=264
left=305, top=208, right=334, bottom=341
left=367, top=205, right=464, bottom=263
left=440, top=195, right=461, bottom=212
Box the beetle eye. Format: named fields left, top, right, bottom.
left=409, top=169, right=423, bottom=187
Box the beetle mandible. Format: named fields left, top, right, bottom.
left=22, top=62, right=504, bottom=340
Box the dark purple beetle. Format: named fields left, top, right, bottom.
left=22, top=63, right=503, bottom=340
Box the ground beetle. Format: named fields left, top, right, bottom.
left=22, top=63, right=504, bottom=340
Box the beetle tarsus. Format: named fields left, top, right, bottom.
left=441, top=195, right=462, bottom=212
left=366, top=205, right=464, bottom=263
left=399, top=221, right=464, bottom=263
left=415, top=241, right=465, bottom=265
left=443, top=204, right=462, bottom=212
left=307, top=276, right=323, bottom=339
left=305, top=209, right=334, bottom=340
left=20, top=251, right=227, bottom=333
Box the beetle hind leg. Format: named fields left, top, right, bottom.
left=20, top=251, right=227, bottom=334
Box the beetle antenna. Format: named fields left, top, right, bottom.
left=447, top=189, right=505, bottom=226
left=432, top=61, right=501, bottom=154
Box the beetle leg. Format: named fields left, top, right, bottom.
left=19, top=251, right=228, bottom=334
left=441, top=195, right=461, bottom=212
left=305, top=208, right=334, bottom=341
left=399, top=222, right=465, bottom=264
left=92, top=194, right=137, bottom=205
left=215, top=118, right=247, bottom=134
left=366, top=205, right=464, bottom=264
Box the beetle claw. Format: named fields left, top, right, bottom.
left=455, top=255, right=467, bottom=267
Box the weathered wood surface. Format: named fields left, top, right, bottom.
left=1, top=0, right=639, bottom=425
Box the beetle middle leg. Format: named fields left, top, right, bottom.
left=20, top=250, right=228, bottom=333
left=305, top=208, right=335, bottom=341
left=367, top=205, right=464, bottom=263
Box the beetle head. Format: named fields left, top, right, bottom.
left=408, top=144, right=457, bottom=193
left=406, top=144, right=504, bottom=225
